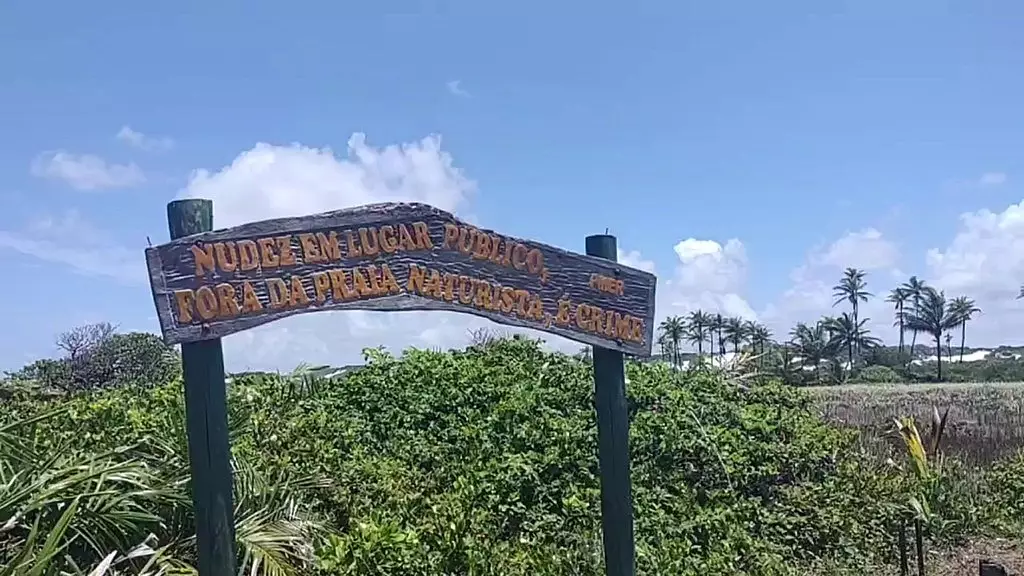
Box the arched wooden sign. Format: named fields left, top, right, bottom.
left=145, top=202, right=657, bottom=356
left=149, top=199, right=649, bottom=576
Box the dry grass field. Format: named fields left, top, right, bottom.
left=811, top=382, right=1024, bottom=465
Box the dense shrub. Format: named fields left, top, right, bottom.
left=2, top=337, right=1019, bottom=575
left=858, top=365, right=902, bottom=383
left=3, top=329, right=180, bottom=393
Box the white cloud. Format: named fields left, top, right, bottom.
left=654, top=237, right=757, bottom=321
left=924, top=200, right=1024, bottom=346
left=978, top=172, right=1007, bottom=186
left=181, top=134, right=473, bottom=227
left=759, top=229, right=901, bottom=339
left=31, top=151, right=146, bottom=190
left=177, top=133, right=584, bottom=370
left=618, top=248, right=655, bottom=274
left=0, top=210, right=144, bottom=284
left=815, top=228, right=899, bottom=271
left=446, top=80, right=471, bottom=98
left=116, top=126, right=175, bottom=152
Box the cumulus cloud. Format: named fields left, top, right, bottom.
left=31, top=151, right=145, bottom=191
left=116, top=126, right=175, bottom=152
left=653, top=237, right=757, bottom=321
left=815, top=228, right=899, bottom=271
left=925, top=201, right=1024, bottom=346
left=758, top=229, right=902, bottom=339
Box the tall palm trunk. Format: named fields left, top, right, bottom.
left=852, top=301, right=859, bottom=355
left=934, top=333, right=943, bottom=381
left=959, top=323, right=967, bottom=362
left=708, top=331, right=714, bottom=362
left=847, top=341, right=854, bottom=369
left=897, top=302, right=905, bottom=355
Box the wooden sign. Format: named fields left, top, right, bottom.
left=145, top=202, right=657, bottom=356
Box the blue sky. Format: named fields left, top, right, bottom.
left=2, top=1, right=1024, bottom=371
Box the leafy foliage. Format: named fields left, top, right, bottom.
left=2, top=337, right=1020, bottom=574
left=5, top=327, right=180, bottom=394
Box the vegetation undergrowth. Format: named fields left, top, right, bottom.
left=2, top=336, right=1021, bottom=574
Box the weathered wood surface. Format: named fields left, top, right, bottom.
left=146, top=202, right=657, bottom=356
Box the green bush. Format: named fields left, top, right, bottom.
left=857, top=365, right=901, bottom=383
left=2, top=336, right=1019, bottom=575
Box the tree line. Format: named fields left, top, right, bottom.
left=656, top=268, right=985, bottom=383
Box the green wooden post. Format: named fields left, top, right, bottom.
left=585, top=234, right=635, bottom=576
left=167, top=199, right=238, bottom=575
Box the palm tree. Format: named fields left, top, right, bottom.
left=789, top=320, right=842, bottom=384
left=948, top=296, right=981, bottom=362
left=903, top=286, right=960, bottom=381
left=901, top=276, right=928, bottom=355
left=886, top=287, right=909, bottom=355
left=770, top=342, right=802, bottom=384
left=683, top=321, right=705, bottom=365
left=747, top=322, right=772, bottom=355
left=709, top=313, right=727, bottom=360
left=833, top=268, right=872, bottom=332
left=687, top=310, right=710, bottom=356
left=826, top=312, right=882, bottom=369
left=658, top=316, right=686, bottom=367
left=723, top=317, right=746, bottom=354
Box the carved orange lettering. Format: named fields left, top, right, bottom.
left=512, top=244, right=528, bottom=270
left=174, top=290, right=195, bottom=323
left=312, top=272, right=331, bottom=303
left=555, top=299, right=571, bottom=326
left=472, top=233, right=492, bottom=260
left=425, top=269, right=443, bottom=298
left=289, top=275, right=310, bottom=306
left=513, top=289, right=530, bottom=316
left=238, top=240, right=260, bottom=271
left=381, top=264, right=401, bottom=295
left=457, top=227, right=474, bottom=254
left=195, top=286, right=219, bottom=320
left=299, top=234, right=322, bottom=264
left=358, top=228, right=380, bottom=256
left=192, top=244, right=216, bottom=277
left=352, top=268, right=373, bottom=297
left=345, top=230, right=362, bottom=257
left=365, top=265, right=384, bottom=295
left=398, top=224, right=418, bottom=251
left=499, top=287, right=515, bottom=313
left=214, top=242, right=238, bottom=273
left=215, top=283, right=240, bottom=318
left=258, top=238, right=279, bottom=268
left=407, top=264, right=426, bottom=294
left=412, top=221, right=433, bottom=249
left=443, top=223, right=460, bottom=249
left=328, top=269, right=358, bottom=300
left=317, top=232, right=342, bottom=261
left=379, top=225, right=398, bottom=254
left=241, top=281, right=262, bottom=313
left=266, top=278, right=289, bottom=308
left=458, top=275, right=474, bottom=304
